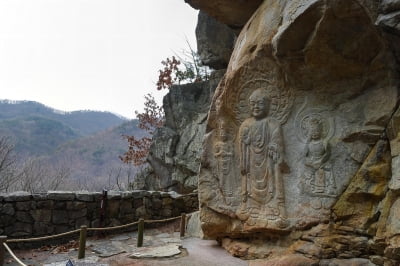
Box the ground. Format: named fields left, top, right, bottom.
left=3, top=221, right=247, bottom=266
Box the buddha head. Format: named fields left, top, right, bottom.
left=308, top=118, right=323, bottom=140
left=249, top=88, right=269, bottom=119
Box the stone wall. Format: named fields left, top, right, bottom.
left=0, top=190, right=198, bottom=238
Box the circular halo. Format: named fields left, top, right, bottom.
left=297, top=109, right=334, bottom=143
left=234, top=79, right=280, bottom=124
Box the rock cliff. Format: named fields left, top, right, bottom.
left=132, top=74, right=222, bottom=193
left=193, top=0, right=400, bottom=264
left=145, top=70, right=224, bottom=193
left=196, top=11, right=236, bottom=70
left=133, top=11, right=235, bottom=193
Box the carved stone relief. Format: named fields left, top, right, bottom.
left=213, top=120, right=238, bottom=207
left=296, top=106, right=336, bottom=198
left=235, top=88, right=290, bottom=229
left=197, top=1, right=400, bottom=262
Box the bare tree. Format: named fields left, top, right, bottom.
left=15, top=157, right=71, bottom=193
left=48, top=164, right=71, bottom=191
left=0, top=136, right=19, bottom=192
left=105, top=165, right=137, bottom=191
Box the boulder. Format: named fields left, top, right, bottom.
left=184, top=0, right=263, bottom=29
left=196, top=11, right=236, bottom=69
left=185, top=211, right=204, bottom=238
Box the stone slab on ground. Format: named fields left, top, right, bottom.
left=91, top=242, right=126, bottom=257
left=129, top=243, right=182, bottom=259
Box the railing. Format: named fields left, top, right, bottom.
left=0, top=213, right=188, bottom=266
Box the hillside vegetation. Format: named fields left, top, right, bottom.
left=0, top=100, right=143, bottom=191
left=0, top=100, right=126, bottom=136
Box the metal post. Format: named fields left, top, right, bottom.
left=0, top=236, right=6, bottom=266
left=137, top=218, right=144, bottom=247
left=78, top=225, right=87, bottom=259
left=98, top=189, right=108, bottom=238
left=180, top=213, right=186, bottom=238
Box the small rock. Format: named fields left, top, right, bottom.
left=47, top=191, right=75, bottom=201
left=4, top=191, right=31, bottom=201
left=75, top=191, right=94, bottom=202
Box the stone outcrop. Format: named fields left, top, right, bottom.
left=137, top=70, right=224, bottom=193
left=196, top=11, right=236, bottom=70
left=134, top=7, right=235, bottom=194
left=194, top=0, right=400, bottom=264
left=184, top=0, right=263, bottom=28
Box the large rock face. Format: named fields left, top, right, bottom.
left=143, top=70, right=224, bottom=193
left=197, top=0, right=400, bottom=263
left=196, top=11, right=236, bottom=70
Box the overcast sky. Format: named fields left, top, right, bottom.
left=0, top=0, right=198, bottom=119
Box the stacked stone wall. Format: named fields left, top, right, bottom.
left=0, top=191, right=198, bottom=238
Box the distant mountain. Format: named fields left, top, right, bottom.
left=46, top=119, right=145, bottom=190
left=0, top=100, right=127, bottom=136
left=0, top=115, right=79, bottom=156
left=0, top=100, right=143, bottom=190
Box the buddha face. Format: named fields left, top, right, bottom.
left=308, top=119, right=322, bottom=140
left=249, top=89, right=269, bottom=119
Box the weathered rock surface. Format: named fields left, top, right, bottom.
left=193, top=0, right=400, bottom=263
left=185, top=210, right=204, bottom=238
left=185, top=0, right=263, bottom=29
left=196, top=11, right=236, bottom=70
left=140, top=70, right=224, bottom=193
left=377, top=0, right=400, bottom=35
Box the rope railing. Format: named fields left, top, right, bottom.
left=6, top=229, right=81, bottom=243
left=0, top=213, right=190, bottom=265
left=144, top=216, right=182, bottom=224
left=2, top=243, right=27, bottom=266
left=87, top=221, right=140, bottom=232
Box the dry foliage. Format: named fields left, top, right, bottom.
left=120, top=94, right=163, bottom=166
left=156, top=56, right=181, bottom=90
left=156, top=43, right=210, bottom=90
left=37, top=240, right=79, bottom=254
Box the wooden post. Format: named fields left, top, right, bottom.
left=180, top=213, right=186, bottom=238
left=78, top=225, right=87, bottom=259
left=137, top=218, right=144, bottom=247
left=0, top=236, right=6, bottom=266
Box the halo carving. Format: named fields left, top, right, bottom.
left=234, top=78, right=293, bottom=125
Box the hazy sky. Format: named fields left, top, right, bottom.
left=0, top=0, right=198, bottom=119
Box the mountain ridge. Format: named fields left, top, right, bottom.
left=0, top=99, right=128, bottom=136
left=0, top=99, right=142, bottom=190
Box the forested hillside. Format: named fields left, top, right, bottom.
left=48, top=119, right=145, bottom=190
left=0, top=100, right=142, bottom=191
left=0, top=100, right=126, bottom=136
left=0, top=116, right=79, bottom=156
